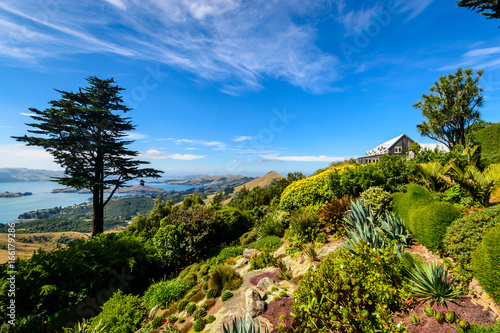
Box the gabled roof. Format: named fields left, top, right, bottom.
left=366, top=134, right=413, bottom=156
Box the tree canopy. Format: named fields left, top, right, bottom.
left=456, top=0, right=500, bottom=20
left=413, top=68, right=484, bottom=150
left=13, top=76, right=163, bottom=237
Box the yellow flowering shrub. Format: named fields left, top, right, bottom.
left=279, top=165, right=357, bottom=212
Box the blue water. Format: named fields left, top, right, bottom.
left=0, top=180, right=195, bottom=223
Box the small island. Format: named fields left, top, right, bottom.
left=0, top=191, right=33, bottom=198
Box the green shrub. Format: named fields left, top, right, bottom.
left=473, top=122, right=500, bottom=166
left=393, top=184, right=435, bottom=228
left=89, top=290, right=146, bottom=333
left=206, top=315, right=216, bottom=323
left=217, top=207, right=251, bottom=241
left=250, top=249, right=277, bottom=269
left=221, top=290, right=233, bottom=302
left=169, top=314, right=178, bottom=323
left=177, top=299, right=189, bottom=312
left=316, top=232, right=328, bottom=244
left=317, top=195, right=352, bottom=235
left=151, top=315, right=163, bottom=329
left=144, top=279, right=190, bottom=310
left=290, top=240, right=411, bottom=332
left=205, top=288, right=216, bottom=299
left=199, top=264, right=211, bottom=277
left=360, top=187, right=393, bottom=217
left=183, top=273, right=199, bottom=287
left=185, top=302, right=197, bottom=316
left=444, top=205, right=500, bottom=280
left=258, top=210, right=290, bottom=237
left=217, top=246, right=243, bottom=264
left=240, top=230, right=257, bottom=246
left=184, top=289, right=197, bottom=300
left=472, top=224, right=500, bottom=303
left=288, top=211, right=321, bottom=243
left=193, top=318, right=205, bottom=332
left=461, top=321, right=500, bottom=333
left=252, top=235, right=282, bottom=252
left=193, top=307, right=207, bottom=320
left=208, top=265, right=243, bottom=295
left=410, top=201, right=462, bottom=252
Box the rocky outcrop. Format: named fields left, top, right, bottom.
left=245, top=288, right=265, bottom=318
left=243, top=249, right=258, bottom=259
left=257, top=277, right=277, bottom=292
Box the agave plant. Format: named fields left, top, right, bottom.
left=343, top=199, right=377, bottom=229
left=223, top=316, right=269, bottom=333
left=379, top=212, right=413, bottom=248
left=62, top=319, right=107, bottom=333
left=406, top=261, right=463, bottom=306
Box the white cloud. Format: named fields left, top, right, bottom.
left=0, top=0, right=339, bottom=93
left=20, top=112, right=36, bottom=116
left=233, top=136, right=255, bottom=142
left=259, top=154, right=348, bottom=162
left=125, top=132, right=148, bottom=140
left=140, top=149, right=207, bottom=160
left=0, top=144, right=61, bottom=170
left=439, top=46, right=500, bottom=71
left=338, top=5, right=383, bottom=35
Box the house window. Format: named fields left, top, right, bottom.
left=394, top=146, right=402, bottom=153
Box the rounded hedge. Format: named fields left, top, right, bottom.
left=472, top=224, right=500, bottom=303
left=392, top=184, right=435, bottom=229
left=410, top=201, right=462, bottom=252
left=444, top=205, right=500, bottom=279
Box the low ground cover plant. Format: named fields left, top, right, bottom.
left=252, top=235, right=282, bottom=251
left=144, top=279, right=190, bottom=310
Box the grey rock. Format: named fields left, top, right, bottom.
left=257, top=277, right=277, bottom=292
left=235, top=257, right=250, bottom=267
left=243, top=249, right=258, bottom=259
left=245, top=288, right=265, bottom=318
left=148, top=305, right=159, bottom=319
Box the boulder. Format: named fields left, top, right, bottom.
left=243, top=249, right=258, bottom=259
left=257, top=277, right=277, bottom=292
left=235, top=257, right=250, bottom=267
left=245, top=288, right=265, bottom=318
left=148, top=305, right=159, bottom=319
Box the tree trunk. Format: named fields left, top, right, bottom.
left=92, top=188, right=104, bottom=237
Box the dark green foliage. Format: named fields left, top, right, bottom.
left=221, top=290, right=233, bottom=301
left=144, top=279, right=190, bottom=310
left=217, top=246, right=243, bottom=263
left=89, top=290, right=146, bottom=333
left=12, top=77, right=163, bottom=236
left=456, top=1, right=500, bottom=20
left=317, top=195, right=352, bottom=235
left=169, top=314, right=178, bottom=323
left=472, top=224, right=500, bottom=302
left=153, top=208, right=225, bottom=266
left=208, top=265, right=243, bottom=295
left=289, top=240, right=411, bottom=332
left=461, top=321, right=500, bottom=332
left=0, top=232, right=156, bottom=323
left=288, top=212, right=321, bottom=243
left=410, top=201, right=462, bottom=252
left=473, top=122, right=500, bottom=165
left=252, top=236, right=282, bottom=252
left=185, top=302, right=197, bottom=315
left=443, top=205, right=500, bottom=279
left=193, top=307, right=207, bottom=320
left=413, top=68, right=484, bottom=150
left=206, top=315, right=216, bottom=323
left=177, top=299, right=189, bottom=312
left=184, top=289, right=197, bottom=300
left=128, top=196, right=172, bottom=236
left=188, top=290, right=205, bottom=304
left=217, top=207, right=251, bottom=241
left=206, top=288, right=216, bottom=299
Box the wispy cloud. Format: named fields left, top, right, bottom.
left=439, top=46, right=500, bottom=71
left=233, top=136, right=255, bottom=142
left=259, top=154, right=348, bottom=162
left=125, top=132, right=148, bottom=140
left=338, top=5, right=383, bottom=35
left=0, top=0, right=339, bottom=93
left=19, top=112, right=36, bottom=116
left=0, top=144, right=60, bottom=169
left=140, top=149, right=207, bottom=160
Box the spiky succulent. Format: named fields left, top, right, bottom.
left=459, top=320, right=471, bottom=331
left=435, top=312, right=445, bottom=324
left=446, top=311, right=457, bottom=323
left=423, top=302, right=436, bottom=317
left=409, top=314, right=420, bottom=326
left=223, top=316, right=269, bottom=333
left=62, top=319, right=107, bottom=333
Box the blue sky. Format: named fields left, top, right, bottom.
left=0, top=0, right=499, bottom=177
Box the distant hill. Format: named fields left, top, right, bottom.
left=233, top=171, right=284, bottom=192
left=161, top=174, right=254, bottom=192
left=219, top=171, right=284, bottom=205
left=0, top=168, right=64, bottom=182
